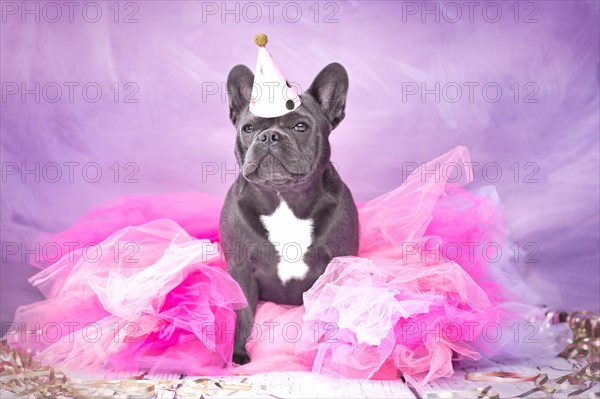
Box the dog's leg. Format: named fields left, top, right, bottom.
left=229, top=265, right=258, bottom=365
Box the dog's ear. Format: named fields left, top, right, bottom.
left=227, top=65, right=254, bottom=125
left=306, top=63, right=349, bottom=130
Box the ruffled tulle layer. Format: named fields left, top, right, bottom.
left=7, top=146, right=569, bottom=384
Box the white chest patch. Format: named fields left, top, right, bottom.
left=260, top=200, right=314, bottom=284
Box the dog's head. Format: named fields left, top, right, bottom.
left=227, top=63, right=348, bottom=189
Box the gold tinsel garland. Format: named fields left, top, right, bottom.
left=553, top=310, right=600, bottom=361
left=449, top=310, right=600, bottom=398
left=0, top=340, right=272, bottom=398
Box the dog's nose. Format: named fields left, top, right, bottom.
left=257, top=131, right=281, bottom=144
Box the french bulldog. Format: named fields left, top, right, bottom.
left=220, top=62, right=359, bottom=364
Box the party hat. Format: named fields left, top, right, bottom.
left=249, top=33, right=301, bottom=118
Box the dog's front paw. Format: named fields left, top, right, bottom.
left=233, top=352, right=251, bottom=365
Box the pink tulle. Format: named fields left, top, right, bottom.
left=241, top=146, right=505, bottom=385
left=12, top=219, right=246, bottom=375
left=30, top=192, right=225, bottom=269
left=7, top=146, right=563, bottom=383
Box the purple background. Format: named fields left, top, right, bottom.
left=1, top=1, right=599, bottom=326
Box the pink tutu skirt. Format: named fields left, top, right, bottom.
left=7, top=146, right=568, bottom=385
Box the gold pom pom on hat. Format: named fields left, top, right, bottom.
left=254, top=33, right=268, bottom=47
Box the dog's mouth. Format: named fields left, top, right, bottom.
left=243, top=154, right=304, bottom=185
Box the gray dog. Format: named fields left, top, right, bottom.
left=220, top=62, right=359, bottom=364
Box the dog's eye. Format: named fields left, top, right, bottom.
left=293, top=123, right=308, bottom=132
left=242, top=124, right=254, bottom=133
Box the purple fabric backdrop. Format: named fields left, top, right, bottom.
left=1, top=1, right=599, bottom=326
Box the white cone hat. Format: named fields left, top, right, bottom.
left=249, top=34, right=301, bottom=118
